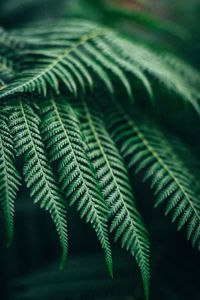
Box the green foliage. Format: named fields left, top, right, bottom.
left=0, top=2, right=200, bottom=299
left=8, top=99, right=68, bottom=267
left=74, top=98, right=150, bottom=297
left=0, top=56, right=14, bottom=88
left=0, top=20, right=200, bottom=112
left=0, top=111, right=21, bottom=246
left=40, top=97, right=112, bottom=275
left=107, top=105, right=200, bottom=250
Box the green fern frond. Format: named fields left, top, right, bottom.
left=102, top=33, right=200, bottom=112
left=0, top=23, right=110, bottom=98
left=0, top=110, right=21, bottom=246
left=107, top=105, right=200, bottom=250
left=8, top=99, right=68, bottom=266
left=0, top=20, right=199, bottom=113
left=92, top=37, right=153, bottom=99
left=75, top=98, right=150, bottom=298
left=0, top=10, right=199, bottom=299
left=40, top=96, right=112, bottom=276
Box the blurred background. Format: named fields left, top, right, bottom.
left=0, top=1, right=200, bottom=299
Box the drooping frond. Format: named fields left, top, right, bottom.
left=74, top=98, right=150, bottom=298
left=107, top=104, right=200, bottom=250
left=0, top=110, right=21, bottom=246
left=8, top=99, right=68, bottom=266
left=0, top=20, right=199, bottom=113
left=40, top=96, right=112, bottom=275
left=99, top=33, right=200, bottom=112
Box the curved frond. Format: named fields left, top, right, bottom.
left=8, top=99, right=68, bottom=266
left=40, top=96, right=112, bottom=276
left=0, top=22, right=112, bottom=98
left=102, top=33, right=200, bottom=112
left=107, top=104, right=200, bottom=250
left=75, top=98, right=150, bottom=298
left=0, top=110, right=21, bottom=246
left=0, top=20, right=199, bottom=114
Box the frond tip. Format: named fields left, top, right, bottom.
left=40, top=96, right=113, bottom=276
left=75, top=98, right=150, bottom=298
left=0, top=111, right=21, bottom=246
left=8, top=99, right=68, bottom=267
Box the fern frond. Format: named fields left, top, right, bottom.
left=0, top=110, right=21, bottom=246
left=40, top=96, right=112, bottom=276
left=92, top=37, right=153, bottom=99
left=107, top=105, right=200, bottom=250
left=102, top=33, right=200, bottom=112
left=0, top=20, right=199, bottom=114
left=75, top=98, right=150, bottom=298
left=8, top=99, right=68, bottom=266
left=0, top=23, right=111, bottom=98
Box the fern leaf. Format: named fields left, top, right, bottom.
left=75, top=98, right=150, bottom=298
left=0, top=111, right=21, bottom=246
left=107, top=105, right=200, bottom=250
left=103, top=33, right=200, bottom=112
left=93, top=37, right=153, bottom=99
left=0, top=20, right=199, bottom=114
left=8, top=99, right=68, bottom=266
left=0, top=24, right=112, bottom=98
left=40, top=96, right=112, bottom=276
left=82, top=43, right=132, bottom=97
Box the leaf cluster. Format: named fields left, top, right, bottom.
left=0, top=5, right=200, bottom=299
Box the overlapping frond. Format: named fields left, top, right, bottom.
left=74, top=98, right=150, bottom=298
left=8, top=99, right=68, bottom=266
left=0, top=110, right=21, bottom=246
left=0, top=11, right=199, bottom=300
left=39, top=96, right=112, bottom=275
left=0, top=20, right=199, bottom=113
left=0, top=22, right=111, bottom=98
left=107, top=105, right=200, bottom=250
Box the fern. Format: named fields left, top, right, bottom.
left=0, top=110, right=21, bottom=246
left=39, top=96, right=112, bottom=276
left=107, top=105, right=200, bottom=249
left=7, top=99, right=68, bottom=267
left=0, top=20, right=199, bottom=113
left=74, top=98, right=150, bottom=298
left=100, top=33, right=200, bottom=111
left=0, top=3, right=200, bottom=299
left=0, top=22, right=109, bottom=98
